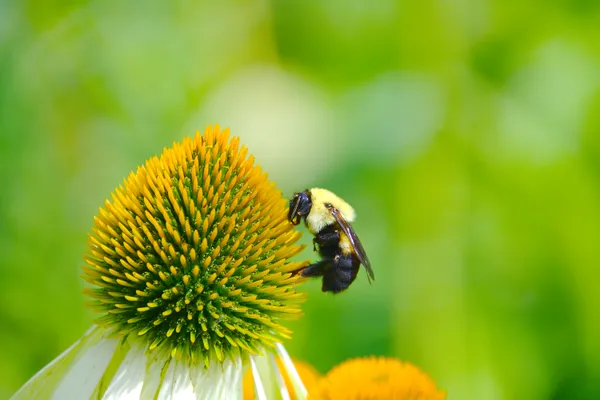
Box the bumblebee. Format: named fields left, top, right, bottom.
left=288, top=188, right=374, bottom=293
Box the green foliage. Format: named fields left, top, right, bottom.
left=2, top=1, right=600, bottom=398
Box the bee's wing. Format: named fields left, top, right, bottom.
left=329, top=206, right=375, bottom=283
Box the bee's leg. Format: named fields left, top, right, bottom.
left=299, top=258, right=333, bottom=277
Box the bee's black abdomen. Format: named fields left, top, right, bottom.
left=321, top=253, right=360, bottom=293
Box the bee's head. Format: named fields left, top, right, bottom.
left=288, top=190, right=312, bottom=225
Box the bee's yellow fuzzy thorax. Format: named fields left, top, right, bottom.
left=305, top=188, right=356, bottom=235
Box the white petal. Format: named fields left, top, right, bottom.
left=189, top=357, right=243, bottom=400
left=11, top=326, right=97, bottom=400
left=276, top=343, right=308, bottom=399
left=250, top=355, right=268, bottom=400
left=269, top=353, right=291, bottom=400
left=102, top=340, right=146, bottom=400
left=140, top=350, right=170, bottom=399
left=250, top=345, right=308, bottom=400
left=213, top=359, right=243, bottom=400
left=12, top=326, right=304, bottom=400
left=157, top=358, right=196, bottom=399
left=50, top=328, right=120, bottom=400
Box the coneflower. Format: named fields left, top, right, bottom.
left=12, top=125, right=309, bottom=400
left=313, top=356, right=446, bottom=400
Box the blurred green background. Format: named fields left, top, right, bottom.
left=2, top=0, right=600, bottom=399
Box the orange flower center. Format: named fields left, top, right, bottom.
left=314, top=356, right=446, bottom=400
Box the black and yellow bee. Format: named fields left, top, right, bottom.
left=288, top=188, right=374, bottom=293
